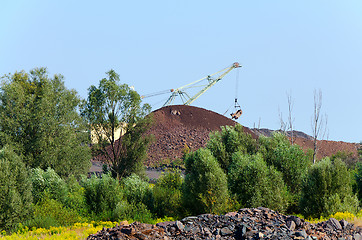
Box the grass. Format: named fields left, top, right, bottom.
left=0, top=221, right=119, bottom=240
left=301, top=210, right=362, bottom=226
left=0, top=216, right=175, bottom=240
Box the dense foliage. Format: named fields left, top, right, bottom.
left=1, top=68, right=361, bottom=234
left=228, top=152, right=289, bottom=213
left=207, top=124, right=257, bottom=172
left=0, top=146, right=33, bottom=231
left=300, top=158, right=359, bottom=218
left=81, top=69, right=152, bottom=179
left=153, top=171, right=183, bottom=218
left=0, top=68, right=91, bottom=178
left=183, top=148, right=230, bottom=215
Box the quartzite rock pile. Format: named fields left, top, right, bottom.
left=87, top=207, right=362, bottom=240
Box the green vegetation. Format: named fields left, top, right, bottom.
left=81, top=69, right=152, bottom=180
left=183, top=148, right=230, bottom=215
left=228, top=152, right=289, bottom=213
left=1, top=67, right=361, bottom=236
left=300, top=158, right=359, bottom=218
left=153, top=170, right=183, bottom=218
left=0, top=146, right=33, bottom=231
left=0, top=68, right=91, bottom=178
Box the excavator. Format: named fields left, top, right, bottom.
left=142, top=62, right=243, bottom=120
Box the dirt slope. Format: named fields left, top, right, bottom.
left=93, top=105, right=359, bottom=168
left=145, top=105, right=256, bottom=166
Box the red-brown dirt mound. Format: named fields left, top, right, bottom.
left=145, top=105, right=256, bottom=166
left=293, top=138, right=359, bottom=160
left=251, top=128, right=360, bottom=160
left=92, top=105, right=359, bottom=169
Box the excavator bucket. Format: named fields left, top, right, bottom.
left=231, top=109, right=242, bottom=120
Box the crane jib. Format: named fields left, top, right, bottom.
left=163, top=62, right=241, bottom=107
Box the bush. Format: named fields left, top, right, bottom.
left=153, top=170, right=183, bottom=218
left=355, top=162, right=362, bottom=203
left=0, top=146, right=33, bottom=231
left=228, top=152, right=289, bottom=213
left=81, top=174, right=123, bottom=217
left=64, top=175, right=87, bottom=216
left=207, top=124, right=257, bottom=172
left=183, top=148, right=230, bottom=215
left=331, top=151, right=357, bottom=168
left=113, top=202, right=154, bottom=223
left=30, top=167, right=68, bottom=204
left=122, top=174, right=153, bottom=208
left=259, top=133, right=311, bottom=194
left=300, top=158, right=359, bottom=218
left=24, top=194, right=82, bottom=229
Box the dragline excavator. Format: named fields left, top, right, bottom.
left=141, top=62, right=243, bottom=120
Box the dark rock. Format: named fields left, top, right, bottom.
left=175, top=221, right=184, bottom=231
left=340, top=219, right=349, bottom=230
left=286, top=220, right=296, bottom=231
left=87, top=207, right=362, bottom=240
left=354, top=233, right=362, bottom=240
left=295, top=229, right=307, bottom=238
left=328, top=218, right=342, bottom=230
left=220, top=227, right=233, bottom=236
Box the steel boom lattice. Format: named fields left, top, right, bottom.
left=163, top=62, right=241, bottom=107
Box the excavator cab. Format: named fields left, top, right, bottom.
left=230, top=99, right=242, bottom=120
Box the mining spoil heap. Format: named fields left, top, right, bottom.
left=145, top=105, right=256, bottom=166
left=93, top=105, right=359, bottom=168
left=145, top=105, right=359, bottom=166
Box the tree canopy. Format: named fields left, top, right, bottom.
left=81, top=69, right=152, bottom=179
left=0, top=68, right=91, bottom=177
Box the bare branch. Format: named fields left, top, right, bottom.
left=311, top=89, right=327, bottom=164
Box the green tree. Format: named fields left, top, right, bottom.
left=81, top=69, right=152, bottom=179
left=0, top=68, right=91, bottom=178
left=153, top=170, right=183, bottom=218
left=228, top=152, right=289, bottom=213
left=0, top=146, right=33, bottom=231
left=81, top=174, right=123, bottom=218
left=258, top=133, right=311, bottom=212
left=30, top=167, right=68, bottom=204
left=183, top=148, right=230, bottom=215
left=300, top=158, right=359, bottom=218
left=207, top=124, right=257, bottom=172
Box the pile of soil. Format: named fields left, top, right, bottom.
left=87, top=207, right=362, bottom=239
left=145, top=105, right=256, bottom=166
left=145, top=105, right=359, bottom=166
left=92, top=105, right=360, bottom=168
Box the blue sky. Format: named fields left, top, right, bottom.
left=1, top=1, right=362, bottom=143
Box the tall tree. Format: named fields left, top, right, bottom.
left=81, top=69, right=152, bottom=179
left=0, top=68, right=91, bottom=177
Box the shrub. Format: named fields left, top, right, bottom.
left=331, top=151, right=357, bottom=168
left=207, top=124, right=257, bottom=172
left=153, top=170, right=183, bottom=218
left=355, top=162, right=362, bottom=203
left=122, top=174, right=153, bottom=208
left=259, top=133, right=311, bottom=194
left=64, top=175, right=87, bottom=216
left=183, top=148, right=230, bottom=215
left=81, top=174, right=123, bottom=217
left=113, top=202, right=153, bottom=223
left=24, top=194, right=82, bottom=229
left=300, top=158, right=359, bottom=218
left=0, top=146, right=33, bottom=231
left=228, top=152, right=289, bottom=213
left=30, top=167, right=68, bottom=204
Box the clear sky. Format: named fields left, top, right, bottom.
left=1, top=1, right=362, bottom=143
